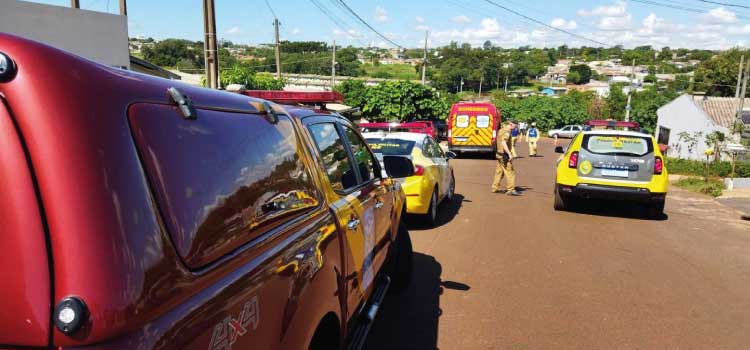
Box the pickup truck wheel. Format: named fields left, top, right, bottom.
left=424, top=189, right=438, bottom=225
left=389, top=223, right=413, bottom=293
left=553, top=185, right=567, bottom=211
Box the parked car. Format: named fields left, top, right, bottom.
left=553, top=129, right=669, bottom=219
left=548, top=125, right=583, bottom=138
left=0, top=33, right=413, bottom=350
left=363, top=132, right=456, bottom=225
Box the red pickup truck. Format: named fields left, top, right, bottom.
left=0, top=33, right=413, bottom=350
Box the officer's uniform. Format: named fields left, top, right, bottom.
left=510, top=126, right=519, bottom=158
left=492, top=126, right=516, bottom=193
left=526, top=125, right=540, bottom=156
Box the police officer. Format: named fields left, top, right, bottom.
left=510, top=122, right=520, bottom=158
left=526, top=122, right=540, bottom=157
left=492, top=120, right=520, bottom=196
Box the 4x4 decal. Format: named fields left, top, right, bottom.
left=209, top=296, right=259, bottom=350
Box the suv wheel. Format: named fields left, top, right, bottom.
left=647, top=201, right=665, bottom=219
left=424, top=189, right=438, bottom=225
left=388, top=223, right=413, bottom=293
left=553, top=185, right=567, bottom=211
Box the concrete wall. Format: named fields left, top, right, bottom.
left=0, top=0, right=129, bottom=68
left=656, top=94, right=731, bottom=161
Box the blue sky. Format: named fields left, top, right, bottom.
left=27, top=0, right=750, bottom=49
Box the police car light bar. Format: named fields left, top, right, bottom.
left=585, top=120, right=640, bottom=129
left=240, top=90, right=344, bottom=104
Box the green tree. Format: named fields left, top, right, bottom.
left=335, top=79, right=368, bottom=108
left=219, top=63, right=284, bottom=90
left=693, top=48, right=750, bottom=96
left=142, top=39, right=204, bottom=68
left=361, top=81, right=449, bottom=121
left=568, top=64, right=592, bottom=84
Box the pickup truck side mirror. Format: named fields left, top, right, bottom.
left=445, top=151, right=457, bottom=159
left=383, top=156, right=415, bottom=178
left=554, top=146, right=565, bottom=154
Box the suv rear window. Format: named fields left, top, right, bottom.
left=583, top=134, right=653, bottom=156
left=365, top=138, right=416, bottom=155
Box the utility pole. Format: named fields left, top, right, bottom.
left=274, top=18, right=282, bottom=80
left=504, top=76, right=508, bottom=94
left=735, top=55, right=745, bottom=98
left=70, top=0, right=79, bottom=9
left=478, top=76, right=483, bottom=98
left=331, top=40, right=337, bottom=90
left=737, top=62, right=748, bottom=128
left=119, top=0, right=127, bottom=15
left=421, top=31, right=428, bottom=84
left=202, top=0, right=219, bottom=89
left=625, top=58, right=636, bottom=124
left=459, top=77, right=463, bottom=93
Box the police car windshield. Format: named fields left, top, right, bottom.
left=365, top=139, right=416, bottom=156
left=584, top=134, right=651, bottom=156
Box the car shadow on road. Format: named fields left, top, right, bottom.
left=569, top=199, right=669, bottom=221
left=405, top=194, right=465, bottom=230
left=364, top=253, right=469, bottom=350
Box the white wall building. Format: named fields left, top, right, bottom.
left=656, top=94, right=744, bottom=161
left=0, top=0, right=129, bottom=68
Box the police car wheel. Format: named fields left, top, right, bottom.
left=424, top=189, right=438, bottom=225
left=446, top=175, right=455, bottom=202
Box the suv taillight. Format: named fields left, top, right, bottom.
left=654, top=156, right=663, bottom=175
left=568, top=151, right=579, bottom=168
left=414, top=165, right=425, bottom=176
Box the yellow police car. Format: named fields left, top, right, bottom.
left=364, top=132, right=456, bottom=225
left=553, top=129, right=668, bottom=218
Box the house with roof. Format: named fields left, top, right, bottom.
left=656, top=94, right=748, bottom=161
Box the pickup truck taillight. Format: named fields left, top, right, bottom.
left=568, top=151, right=579, bottom=168
left=414, top=165, right=425, bottom=176
left=654, top=156, right=663, bottom=175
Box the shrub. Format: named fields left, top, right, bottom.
left=665, top=158, right=750, bottom=178
left=674, top=177, right=725, bottom=197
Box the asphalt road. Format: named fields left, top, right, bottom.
left=365, top=138, right=750, bottom=350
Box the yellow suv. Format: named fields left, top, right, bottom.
left=553, top=129, right=668, bottom=218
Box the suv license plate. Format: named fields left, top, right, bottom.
left=601, top=169, right=628, bottom=177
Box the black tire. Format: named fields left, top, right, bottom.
left=647, top=201, right=665, bottom=219
left=389, top=223, right=413, bottom=293
left=553, top=185, right=567, bottom=211
left=444, top=173, right=455, bottom=202
left=424, top=188, right=438, bottom=226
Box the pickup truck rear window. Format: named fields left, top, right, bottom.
left=583, top=134, right=653, bottom=156
left=365, top=139, right=416, bottom=156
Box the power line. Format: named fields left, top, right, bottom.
left=307, top=0, right=368, bottom=46
left=481, top=0, right=610, bottom=47
left=631, top=0, right=750, bottom=19
left=695, top=0, right=750, bottom=10
left=263, top=0, right=278, bottom=18
left=333, top=0, right=404, bottom=48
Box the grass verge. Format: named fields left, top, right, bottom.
left=673, top=177, right=725, bottom=197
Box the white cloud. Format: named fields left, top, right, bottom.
left=578, top=1, right=627, bottom=17
left=333, top=28, right=362, bottom=39
left=416, top=24, right=430, bottom=31
left=291, top=28, right=301, bottom=35
left=432, top=17, right=502, bottom=42
left=374, top=6, right=389, bottom=22
left=637, top=13, right=680, bottom=35
left=550, top=18, right=578, bottom=30
left=598, top=14, right=632, bottom=31
left=226, top=26, right=241, bottom=34
left=452, top=15, right=472, bottom=24
left=702, top=7, right=737, bottom=24
left=727, top=24, right=750, bottom=34
left=416, top=16, right=425, bottom=24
